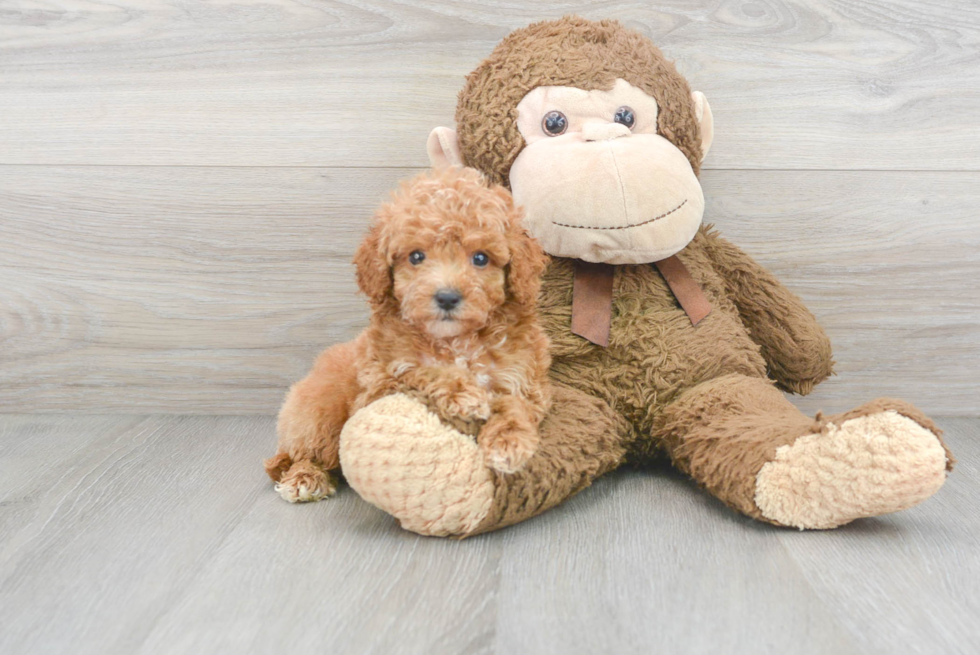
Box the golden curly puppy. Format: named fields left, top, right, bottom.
left=265, top=167, right=552, bottom=502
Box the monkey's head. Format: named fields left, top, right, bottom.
left=427, top=17, right=714, bottom=265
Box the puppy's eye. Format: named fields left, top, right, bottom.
left=471, top=252, right=490, bottom=268
left=408, top=250, right=425, bottom=265
left=542, top=111, right=567, bottom=136
left=613, top=106, right=635, bottom=129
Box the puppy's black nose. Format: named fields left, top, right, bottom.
left=434, top=288, right=462, bottom=311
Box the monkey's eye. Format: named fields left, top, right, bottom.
left=613, top=106, right=636, bottom=129
left=471, top=252, right=490, bottom=268
left=408, top=250, right=426, bottom=265
left=542, top=111, right=568, bottom=136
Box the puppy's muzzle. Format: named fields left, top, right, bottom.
left=434, top=288, right=463, bottom=313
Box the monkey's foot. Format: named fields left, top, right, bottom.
left=339, top=394, right=495, bottom=537
left=755, top=409, right=951, bottom=529
left=275, top=460, right=337, bottom=503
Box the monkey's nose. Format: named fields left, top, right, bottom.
left=434, top=288, right=463, bottom=311
left=582, top=122, right=631, bottom=142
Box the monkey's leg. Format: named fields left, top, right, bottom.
left=657, top=374, right=954, bottom=529
left=265, top=336, right=364, bottom=503
left=339, top=384, right=630, bottom=537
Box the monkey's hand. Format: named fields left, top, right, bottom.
left=699, top=229, right=834, bottom=394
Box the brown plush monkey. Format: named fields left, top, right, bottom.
left=326, top=17, right=954, bottom=537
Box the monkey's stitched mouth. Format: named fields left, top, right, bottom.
left=551, top=199, right=687, bottom=231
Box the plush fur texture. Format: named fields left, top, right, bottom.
left=340, top=393, right=497, bottom=536
left=755, top=409, right=950, bottom=529
left=330, top=17, right=954, bottom=536
left=456, top=16, right=703, bottom=188
left=507, top=78, right=707, bottom=264
left=340, top=384, right=630, bottom=537
left=266, top=168, right=552, bottom=500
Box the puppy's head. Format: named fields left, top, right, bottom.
left=354, top=167, right=547, bottom=339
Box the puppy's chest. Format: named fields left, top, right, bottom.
left=422, top=344, right=499, bottom=389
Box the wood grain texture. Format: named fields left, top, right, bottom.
left=0, top=165, right=394, bottom=413
left=0, top=415, right=270, bottom=654
left=2, top=166, right=977, bottom=415
left=494, top=471, right=864, bottom=655
left=775, top=417, right=980, bottom=655
left=705, top=170, right=980, bottom=417
left=1, top=0, right=979, bottom=169
left=0, top=415, right=977, bottom=654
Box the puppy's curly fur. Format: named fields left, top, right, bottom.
left=265, top=168, right=552, bottom=502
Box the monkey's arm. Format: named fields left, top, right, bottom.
left=697, top=228, right=834, bottom=395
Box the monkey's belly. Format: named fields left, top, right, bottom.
left=541, top=261, right=767, bottom=437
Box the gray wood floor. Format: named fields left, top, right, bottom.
left=0, top=415, right=977, bottom=655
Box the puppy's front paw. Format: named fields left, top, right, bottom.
left=480, top=419, right=538, bottom=474
left=440, top=388, right=492, bottom=423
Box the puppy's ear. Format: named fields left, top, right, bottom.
left=503, top=199, right=549, bottom=308
left=353, top=218, right=392, bottom=307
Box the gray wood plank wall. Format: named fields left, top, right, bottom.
left=1, top=1, right=978, bottom=416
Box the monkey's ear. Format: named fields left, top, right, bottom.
left=691, top=91, right=714, bottom=162
left=427, top=127, right=463, bottom=168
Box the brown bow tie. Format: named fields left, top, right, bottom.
left=570, top=255, right=711, bottom=347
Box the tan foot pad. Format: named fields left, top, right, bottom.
left=339, top=394, right=494, bottom=537
left=755, top=410, right=949, bottom=529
